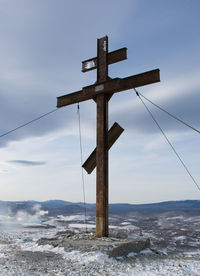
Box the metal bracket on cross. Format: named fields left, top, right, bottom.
left=82, top=122, right=124, bottom=174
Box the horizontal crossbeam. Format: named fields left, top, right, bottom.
left=82, top=47, right=127, bottom=73
left=82, top=122, right=124, bottom=174
left=57, top=69, right=160, bottom=107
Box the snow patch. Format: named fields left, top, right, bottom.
left=174, top=236, right=187, bottom=241
left=20, top=242, right=113, bottom=265
left=69, top=223, right=95, bottom=228
left=120, top=222, right=131, bottom=225
left=57, top=215, right=91, bottom=221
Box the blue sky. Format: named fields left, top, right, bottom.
left=0, top=0, right=200, bottom=203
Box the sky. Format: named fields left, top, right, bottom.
left=0, top=0, right=200, bottom=204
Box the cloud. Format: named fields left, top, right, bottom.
left=0, top=0, right=135, bottom=148
left=8, top=160, right=46, bottom=166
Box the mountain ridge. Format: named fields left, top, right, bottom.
left=0, top=200, right=199, bottom=216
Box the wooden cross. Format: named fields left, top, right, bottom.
left=57, top=36, right=160, bottom=237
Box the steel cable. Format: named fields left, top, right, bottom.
left=0, top=108, right=58, bottom=138
left=135, top=90, right=200, bottom=134
left=77, top=103, right=88, bottom=233
left=134, top=88, right=200, bottom=193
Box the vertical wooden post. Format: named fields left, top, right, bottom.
left=96, top=94, right=108, bottom=237
left=97, top=36, right=108, bottom=82
left=96, top=36, right=109, bottom=237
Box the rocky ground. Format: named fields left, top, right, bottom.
left=0, top=211, right=199, bottom=275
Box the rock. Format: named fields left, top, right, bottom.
left=108, top=238, right=150, bottom=258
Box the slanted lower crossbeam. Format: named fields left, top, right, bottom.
left=83, top=122, right=124, bottom=174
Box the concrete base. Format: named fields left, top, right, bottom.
left=37, top=232, right=151, bottom=258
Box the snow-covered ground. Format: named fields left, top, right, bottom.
left=0, top=212, right=200, bottom=275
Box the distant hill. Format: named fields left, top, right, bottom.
left=0, top=200, right=199, bottom=216
left=108, top=200, right=200, bottom=214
